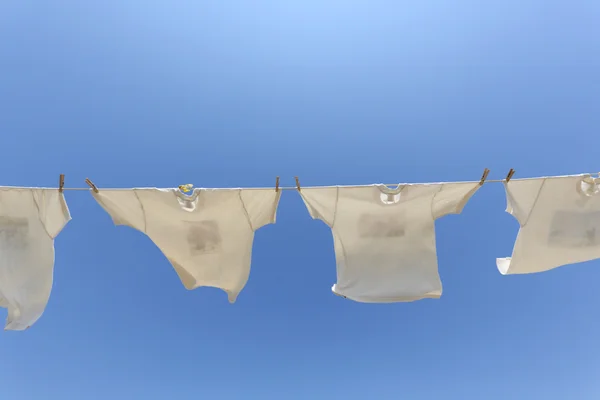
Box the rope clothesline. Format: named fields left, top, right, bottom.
left=59, top=183, right=512, bottom=191
left=4, top=169, right=526, bottom=192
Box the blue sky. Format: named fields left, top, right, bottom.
left=1, top=1, right=599, bottom=398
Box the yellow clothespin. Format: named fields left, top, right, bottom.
left=506, top=168, right=515, bottom=182
left=85, top=178, right=99, bottom=193
left=275, top=176, right=280, bottom=192
left=178, top=184, right=193, bottom=193
left=59, top=174, right=65, bottom=193
left=294, top=176, right=301, bottom=191
left=479, top=168, right=490, bottom=186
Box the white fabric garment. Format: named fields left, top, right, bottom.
left=91, top=188, right=281, bottom=302
left=0, top=188, right=71, bottom=330
left=299, top=182, right=481, bottom=302
left=498, top=174, right=600, bottom=274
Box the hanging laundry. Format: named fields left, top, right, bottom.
left=299, top=182, right=481, bottom=302
left=498, top=174, right=600, bottom=274
left=90, top=187, right=281, bottom=303
left=0, top=188, right=71, bottom=330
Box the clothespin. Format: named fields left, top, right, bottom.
left=275, top=176, right=280, bottom=192
left=85, top=178, right=99, bottom=193
left=506, top=168, right=515, bottom=182
left=58, top=174, right=65, bottom=193
left=294, top=176, right=301, bottom=191
left=479, top=168, right=490, bottom=186
left=178, top=184, right=193, bottom=193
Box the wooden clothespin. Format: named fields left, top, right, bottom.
left=294, top=176, right=301, bottom=191
left=275, top=176, right=280, bottom=192
left=58, top=174, right=65, bottom=193
left=85, top=178, right=99, bottom=193
left=505, top=168, right=515, bottom=182
left=479, top=168, right=490, bottom=186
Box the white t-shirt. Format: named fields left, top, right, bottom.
left=498, top=174, right=600, bottom=274
left=0, top=188, right=71, bottom=330
left=299, top=182, right=481, bottom=302
left=91, top=188, right=281, bottom=303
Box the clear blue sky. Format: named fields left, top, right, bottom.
left=1, top=1, right=599, bottom=398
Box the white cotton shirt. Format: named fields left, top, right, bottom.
left=299, top=182, right=481, bottom=302
left=0, top=188, right=71, bottom=330
left=498, top=174, right=600, bottom=275
left=91, top=188, right=281, bottom=302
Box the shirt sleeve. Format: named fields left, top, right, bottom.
left=431, top=182, right=481, bottom=220
left=240, top=189, right=282, bottom=231
left=503, top=178, right=546, bottom=226
left=31, top=190, right=72, bottom=239
left=91, top=190, right=147, bottom=232
left=299, top=187, right=339, bottom=228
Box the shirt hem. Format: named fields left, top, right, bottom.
left=332, top=287, right=441, bottom=303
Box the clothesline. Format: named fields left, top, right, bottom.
left=58, top=180, right=510, bottom=191
left=18, top=169, right=526, bottom=191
